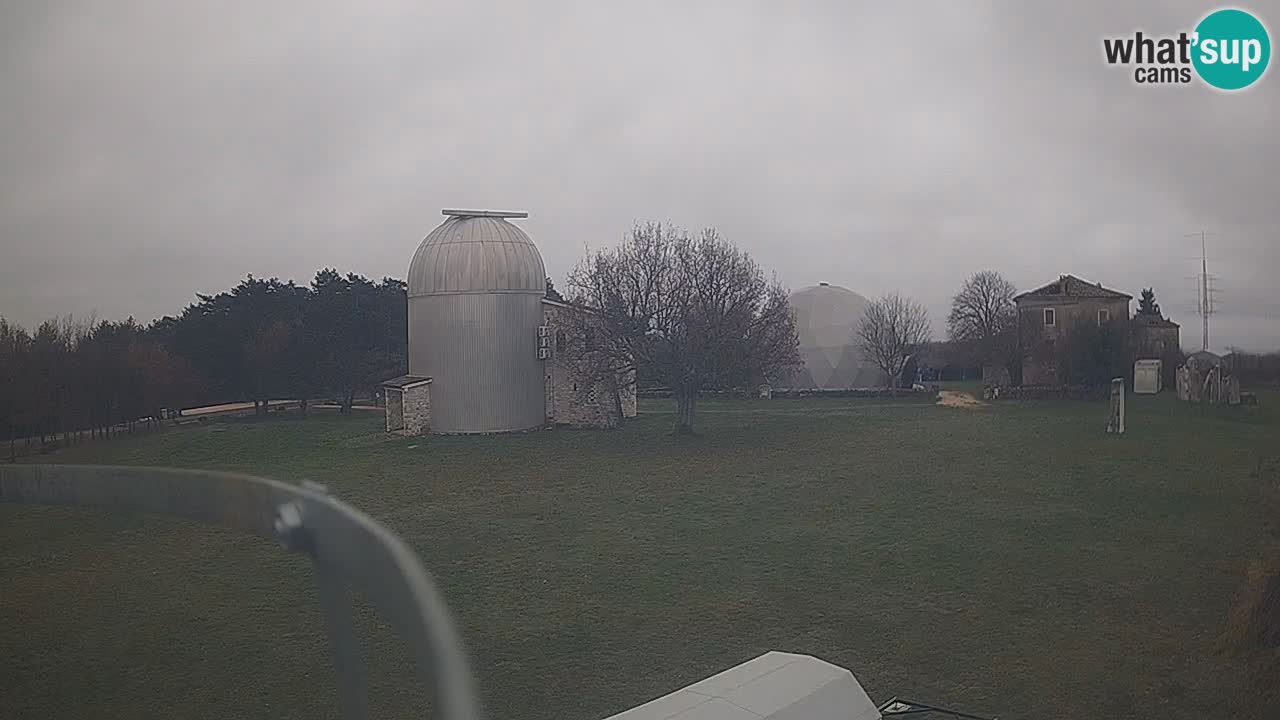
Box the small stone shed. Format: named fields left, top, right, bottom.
left=381, top=375, right=432, bottom=436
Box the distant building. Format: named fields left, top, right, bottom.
left=782, top=282, right=889, bottom=389
left=383, top=210, right=636, bottom=436
left=914, top=340, right=982, bottom=382
left=1131, top=312, right=1182, bottom=388
left=1015, top=275, right=1133, bottom=386
left=1186, top=349, right=1223, bottom=368
left=541, top=298, right=638, bottom=428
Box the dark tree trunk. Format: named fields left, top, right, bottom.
left=674, top=389, right=697, bottom=434
left=299, top=398, right=308, bottom=417
left=611, top=384, right=624, bottom=427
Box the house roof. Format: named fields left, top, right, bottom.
left=381, top=374, right=431, bottom=389
left=1014, top=275, right=1133, bottom=301
left=541, top=296, right=601, bottom=315
left=1132, top=313, right=1180, bottom=329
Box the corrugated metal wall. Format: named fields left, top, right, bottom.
left=408, top=292, right=545, bottom=433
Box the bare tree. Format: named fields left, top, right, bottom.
left=946, top=270, right=1020, bottom=380
left=856, top=293, right=931, bottom=395
left=566, top=222, right=800, bottom=434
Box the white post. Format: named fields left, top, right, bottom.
left=1107, top=377, right=1125, bottom=434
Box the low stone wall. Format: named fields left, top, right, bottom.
left=996, top=384, right=1109, bottom=401
left=402, top=384, right=431, bottom=435
left=637, top=387, right=938, bottom=400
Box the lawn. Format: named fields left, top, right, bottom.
left=3, top=392, right=1278, bottom=720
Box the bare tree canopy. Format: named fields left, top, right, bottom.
left=855, top=293, right=931, bottom=394
left=566, top=222, right=800, bottom=433
left=946, top=270, right=1020, bottom=379
left=947, top=271, right=1017, bottom=344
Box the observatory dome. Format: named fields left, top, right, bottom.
left=785, top=282, right=888, bottom=389
left=408, top=211, right=545, bottom=296
left=406, top=210, right=547, bottom=433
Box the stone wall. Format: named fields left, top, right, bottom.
left=1018, top=295, right=1130, bottom=386
left=385, top=389, right=405, bottom=432
left=402, top=383, right=431, bottom=435
left=999, top=384, right=1110, bottom=401
left=637, top=387, right=938, bottom=400
left=541, top=301, right=637, bottom=428
left=620, top=369, right=638, bottom=418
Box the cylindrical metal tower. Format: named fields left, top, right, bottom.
left=406, top=210, right=546, bottom=433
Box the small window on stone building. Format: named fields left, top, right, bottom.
left=584, top=329, right=595, bottom=350
left=1044, top=308, right=1056, bottom=327
left=556, top=330, right=567, bottom=350
left=1098, top=308, right=1110, bottom=325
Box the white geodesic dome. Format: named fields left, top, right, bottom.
left=785, top=283, right=888, bottom=389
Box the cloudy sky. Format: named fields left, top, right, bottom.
left=2, top=1, right=1277, bottom=351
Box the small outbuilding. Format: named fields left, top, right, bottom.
left=1133, top=359, right=1162, bottom=394
left=381, top=375, right=431, bottom=436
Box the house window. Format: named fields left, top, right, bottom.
left=1098, top=308, right=1110, bottom=325
left=1043, top=308, right=1056, bottom=327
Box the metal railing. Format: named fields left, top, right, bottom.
left=0, top=464, right=482, bottom=720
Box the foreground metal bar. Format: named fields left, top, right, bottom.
left=878, top=696, right=996, bottom=720
left=0, top=464, right=481, bottom=720
left=314, top=558, right=371, bottom=720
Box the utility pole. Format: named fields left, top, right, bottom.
left=1185, top=231, right=1221, bottom=352
left=1200, top=232, right=1210, bottom=352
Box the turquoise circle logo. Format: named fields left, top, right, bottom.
left=1192, top=8, right=1271, bottom=90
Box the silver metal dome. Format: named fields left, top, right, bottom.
left=408, top=211, right=545, bottom=297
left=784, top=282, right=889, bottom=389
left=406, top=210, right=547, bottom=433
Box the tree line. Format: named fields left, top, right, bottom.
left=0, top=270, right=408, bottom=459
left=8, top=228, right=1244, bottom=448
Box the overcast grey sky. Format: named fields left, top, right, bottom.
left=2, top=1, right=1277, bottom=351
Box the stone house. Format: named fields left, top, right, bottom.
left=541, top=298, right=638, bottom=429
left=383, top=298, right=637, bottom=435
left=1015, top=275, right=1133, bottom=386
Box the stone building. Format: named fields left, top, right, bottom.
left=381, top=375, right=431, bottom=436
left=383, top=298, right=637, bottom=435
left=1131, top=312, right=1182, bottom=388
left=1015, top=275, right=1133, bottom=386
left=542, top=298, right=638, bottom=429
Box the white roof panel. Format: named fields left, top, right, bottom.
left=602, top=652, right=881, bottom=720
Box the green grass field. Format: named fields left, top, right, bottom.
left=3, top=392, right=1278, bottom=720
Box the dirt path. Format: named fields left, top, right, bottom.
left=936, top=390, right=984, bottom=409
